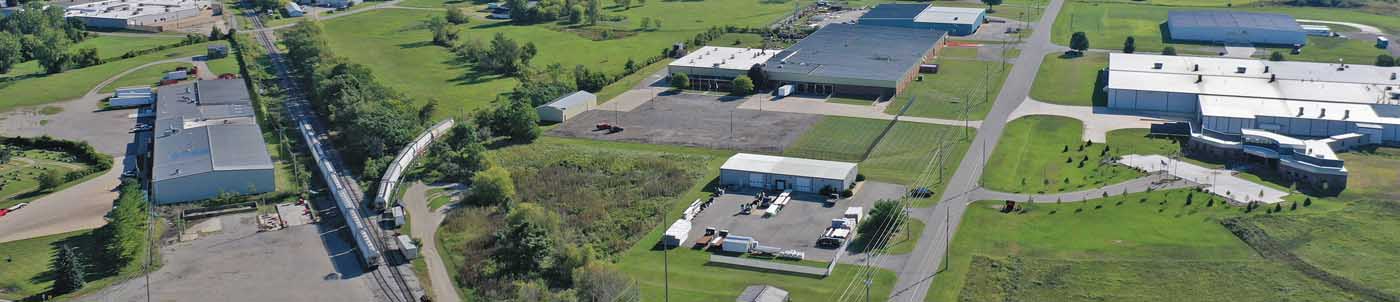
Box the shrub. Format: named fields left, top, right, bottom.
left=670, top=73, right=689, bottom=89
left=731, top=75, right=754, bottom=95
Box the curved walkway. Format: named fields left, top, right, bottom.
left=401, top=183, right=460, bottom=302
left=969, top=173, right=1196, bottom=203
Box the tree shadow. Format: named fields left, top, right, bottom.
left=397, top=40, right=436, bottom=49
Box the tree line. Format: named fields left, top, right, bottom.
left=0, top=3, right=93, bottom=74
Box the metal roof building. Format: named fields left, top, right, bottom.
left=859, top=4, right=985, bottom=36
left=719, top=153, right=857, bottom=193
left=64, top=0, right=207, bottom=30
left=667, top=46, right=781, bottom=90
left=1166, top=11, right=1307, bottom=46
left=762, top=24, right=946, bottom=98
left=151, top=79, right=274, bottom=204
left=736, top=285, right=790, bottom=302
left=535, top=90, right=596, bottom=123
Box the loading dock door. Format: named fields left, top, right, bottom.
left=749, top=173, right=764, bottom=188
left=795, top=178, right=812, bottom=192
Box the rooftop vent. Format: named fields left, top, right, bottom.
left=1344, top=109, right=1350, bottom=119
left=1196, top=74, right=1203, bottom=83
left=1320, top=108, right=1326, bottom=118
left=1193, top=64, right=1199, bottom=72
left=1264, top=66, right=1270, bottom=73
left=1270, top=74, right=1276, bottom=83
left=1298, top=107, right=1304, bottom=116
left=1392, top=72, right=1397, bottom=80
left=1236, top=66, right=1247, bottom=74
left=1152, top=62, right=1163, bottom=69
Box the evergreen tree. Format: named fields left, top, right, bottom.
left=1269, top=51, right=1286, bottom=61
left=51, top=244, right=87, bottom=295
left=1377, top=54, right=1396, bottom=67
left=1122, top=36, right=1135, bottom=54
left=981, top=0, right=1002, bottom=13
left=1069, top=32, right=1089, bottom=54
left=587, top=0, right=600, bottom=25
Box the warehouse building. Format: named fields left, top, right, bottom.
left=719, top=153, right=858, bottom=193
left=763, top=24, right=946, bottom=98
left=151, top=79, right=275, bottom=204
left=536, top=90, right=596, bottom=122
left=1108, top=53, right=1400, bottom=192
left=64, top=0, right=208, bottom=30
left=1166, top=11, right=1307, bottom=46
left=668, top=46, right=781, bottom=91
left=858, top=3, right=985, bottom=36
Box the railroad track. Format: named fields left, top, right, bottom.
left=246, top=15, right=417, bottom=302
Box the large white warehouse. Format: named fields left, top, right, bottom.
left=151, top=80, right=275, bottom=204
left=719, top=153, right=857, bottom=193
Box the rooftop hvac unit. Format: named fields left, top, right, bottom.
left=1235, top=66, right=1246, bottom=74
left=1152, top=62, right=1163, bottom=69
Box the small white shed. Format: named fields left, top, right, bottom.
left=535, top=91, right=597, bottom=123
left=285, top=2, right=305, bottom=17
left=396, top=235, right=419, bottom=260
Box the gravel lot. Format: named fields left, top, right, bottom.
left=684, top=182, right=907, bottom=261
left=548, top=93, right=823, bottom=153
left=80, top=212, right=379, bottom=302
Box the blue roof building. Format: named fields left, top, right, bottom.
left=1166, top=11, right=1307, bottom=46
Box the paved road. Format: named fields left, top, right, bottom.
left=248, top=0, right=404, bottom=32
left=970, top=173, right=1194, bottom=203
left=1296, top=19, right=1385, bottom=34
left=885, top=0, right=1067, bottom=300
left=1009, top=98, right=1174, bottom=142
left=402, top=183, right=461, bottom=302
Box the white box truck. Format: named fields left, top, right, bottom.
left=397, top=235, right=419, bottom=260
left=661, top=219, right=691, bottom=247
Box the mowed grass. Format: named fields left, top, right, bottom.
left=320, top=0, right=794, bottom=118
left=927, top=189, right=1360, bottom=302
left=1052, top=2, right=1396, bottom=60
left=0, top=42, right=226, bottom=113
left=1, top=35, right=181, bottom=80
left=100, top=62, right=194, bottom=93
left=783, top=116, right=889, bottom=162
left=204, top=56, right=242, bottom=76
left=1256, top=36, right=1390, bottom=65
left=886, top=47, right=1013, bottom=120
left=1028, top=52, right=1105, bottom=106
left=980, top=116, right=1149, bottom=193
left=1241, top=200, right=1400, bottom=297
left=0, top=230, right=91, bottom=299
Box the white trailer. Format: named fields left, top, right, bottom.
left=396, top=235, right=419, bottom=260
left=843, top=207, right=863, bottom=225
left=390, top=206, right=405, bottom=228
left=662, top=219, right=691, bottom=247
left=777, top=84, right=794, bottom=97
left=722, top=235, right=757, bottom=253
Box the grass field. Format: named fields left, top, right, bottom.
left=1256, top=36, right=1391, bottom=65
left=882, top=217, right=923, bottom=255
left=595, top=58, right=671, bottom=103
left=1028, top=52, right=1105, bottom=106
left=100, top=62, right=194, bottom=93
left=1241, top=200, right=1400, bottom=297
left=885, top=52, right=1012, bottom=120
left=0, top=42, right=226, bottom=113
left=1052, top=2, right=1395, bottom=61
left=926, top=189, right=1361, bottom=302
left=204, top=56, right=242, bottom=76
left=425, top=187, right=456, bottom=211
left=0, top=35, right=182, bottom=81
left=784, top=116, right=890, bottom=161
left=0, top=221, right=165, bottom=301
left=320, top=0, right=794, bottom=119
left=0, top=149, right=94, bottom=210
left=980, top=116, right=1151, bottom=193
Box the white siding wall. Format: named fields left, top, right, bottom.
left=154, top=169, right=276, bottom=204
left=1107, top=89, right=1199, bottom=113
left=719, top=169, right=850, bottom=193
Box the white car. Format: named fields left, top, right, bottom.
left=5, top=202, right=27, bottom=212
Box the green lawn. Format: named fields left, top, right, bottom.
left=0, top=150, right=94, bottom=210
left=827, top=96, right=878, bottom=106
left=619, top=245, right=897, bottom=302
left=425, top=187, right=456, bottom=211
left=784, top=116, right=889, bottom=162
left=1241, top=201, right=1400, bottom=297
left=100, top=62, right=194, bottom=93
left=320, top=0, right=795, bottom=119
left=1028, top=52, right=1105, bottom=106
left=0, top=35, right=181, bottom=81
left=1255, top=36, right=1391, bottom=65
left=0, top=230, right=93, bottom=300
left=886, top=55, right=1012, bottom=120
left=596, top=58, right=672, bottom=103
left=927, top=190, right=1360, bottom=302
left=981, top=116, right=1152, bottom=194
left=883, top=217, right=922, bottom=255
left=0, top=42, right=227, bottom=113
left=204, top=56, right=242, bottom=76
left=1053, top=1, right=1397, bottom=60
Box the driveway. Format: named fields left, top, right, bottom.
left=0, top=157, right=127, bottom=243
left=401, top=183, right=461, bottom=302
left=1008, top=98, right=1172, bottom=142
left=737, top=95, right=982, bottom=128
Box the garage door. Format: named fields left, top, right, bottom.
left=795, top=178, right=812, bottom=192
left=749, top=173, right=764, bottom=188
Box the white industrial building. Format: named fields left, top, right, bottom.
left=151, top=80, right=275, bottom=204
left=668, top=46, right=781, bottom=91
left=535, top=91, right=596, bottom=122
left=1108, top=53, right=1400, bottom=192
left=109, top=86, right=154, bottom=107
left=719, top=153, right=858, bottom=193
left=64, top=0, right=208, bottom=30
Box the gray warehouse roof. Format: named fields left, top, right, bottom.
left=1167, top=10, right=1302, bottom=31
left=721, top=153, right=856, bottom=180
left=542, top=91, right=596, bottom=110
left=152, top=80, right=273, bottom=182
left=763, top=24, right=945, bottom=87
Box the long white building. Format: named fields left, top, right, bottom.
left=65, top=0, right=208, bottom=29
left=1107, top=53, right=1400, bottom=192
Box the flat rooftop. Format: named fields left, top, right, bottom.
left=152, top=80, right=272, bottom=182
left=65, top=0, right=203, bottom=19
left=1167, top=10, right=1302, bottom=31
left=721, top=153, right=856, bottom=180
left=1198, top=95, right=1400, bottom=126
left=1109, top=53, right=1400, bottom=105
left=669, top=46, right=781, bottom=71
left=913, top=6, right=984, bottom=25
left=764, top=24, right=945, bottom=86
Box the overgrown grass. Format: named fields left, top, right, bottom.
left=0, top=42, right=227, bottom=113
left=1028, top=52, right=1105, bottom=106
left=980, top=116, right=1151, bottom=194
left=927, top=189, right=1359, bottom=302
left=100, top=62, right=194, bottom=93
left=1240, top=200, right=1400, bottom=297
left=320, top=0, right=794, bottom=119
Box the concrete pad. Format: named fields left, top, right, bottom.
left=1118, top=154, right=1287, bottom=204
left=1223, top=45, right=1256, bottom=58
left=277, top=202, right=313, bottom=227
left=549, top=94, right=822, bottom=153
left=1011, top=98, right=1170, bottom=142
left=683, top=182, right=905, bottom=262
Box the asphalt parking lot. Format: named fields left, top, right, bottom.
left=80, top=212, right=378, bottom=302
left=683, top=182, right=907, bottom=262
left=548, top=93, right=823, bottom=153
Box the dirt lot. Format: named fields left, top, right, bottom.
left=79, top=212, right=379, bottom=302
left=683, top=182, right=906, bottom=262
left=548, top=93, right=823, bottom=153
